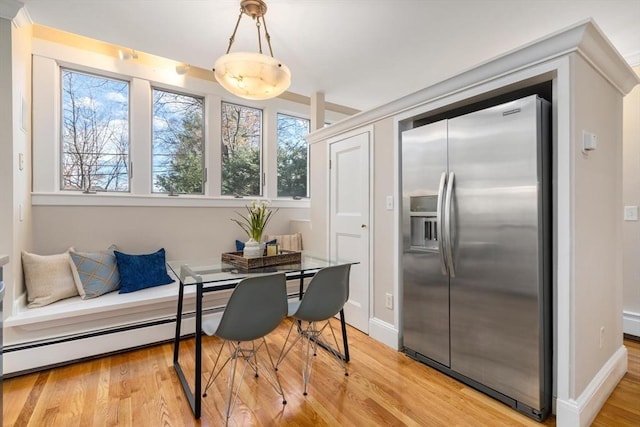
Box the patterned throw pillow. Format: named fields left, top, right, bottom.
left=69, top=249, right=120, bottom=299
left=22, top=249, right=79, bottom=308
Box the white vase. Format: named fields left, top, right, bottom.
left=243, top=238, right=262, bottom=258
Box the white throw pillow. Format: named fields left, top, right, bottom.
left=22, top=249, right=79, bottom=308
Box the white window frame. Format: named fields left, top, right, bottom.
left=59, top=67, right=132, bottom=193
left=276, top=112, right=311, bottom=198
left=151, top=86, right=206, bottom=195
left=220, top=101, right=264, bottom=197
left=30, top=37, right=348, bottom=208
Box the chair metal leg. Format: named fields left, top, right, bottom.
left=301, top=323, right=317, bottom=396
left=322, top=319, right=349, bottom=376
left=275, top=319, right=303, bottom=370
left=253, top=338, right=287, bottom=404
left=203, top=339, right=287, bottom=424
left=301, top=320, right=349, bottom=395
left=203, top=340, right=232, bottom=397
left=277, top=318, right=350, bottom=396
left=224, top=346, right=241, bottom=424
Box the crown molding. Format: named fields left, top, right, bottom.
left=576, top=19, right=640, bottom=94
left=624, top=51, right=640, bottom=68
left=12, top=5, right=31, bottom=27
left=0, top=0, right=22, bottom=20
left=307, top=19, right=640, bottom=145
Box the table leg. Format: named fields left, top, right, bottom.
left=298, top=274, right=304, bottom=300
left=173, top=281, right=184, bottom=363
left=339, top=309, right=350, bottom=362
left=194, top=283, right=203, bottom=418
left=173, top=282, right=203, bottom=419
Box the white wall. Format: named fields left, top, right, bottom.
left=371, top=118, right=396, bottom=326
left=0, top=18, right=13, bottom=295
left=570, top=53, right=625, bottom=397
left=623, top=66, right=640, bottom=336
left=31, top=205, right=309, bottom=260
left=307, top=141, right=328, bottom=254
left=1, top=8, right=32, bottom=320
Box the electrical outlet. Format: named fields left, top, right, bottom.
left=600, top=326, right=605, bottom=349
left=385, top=293, right=393, bottom=310
left=624, top=206, right=639, bottom=221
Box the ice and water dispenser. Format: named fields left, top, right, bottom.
left=409, top=195, right=439, bottom=251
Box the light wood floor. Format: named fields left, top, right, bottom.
left=3, top=320, right=639, bottom=426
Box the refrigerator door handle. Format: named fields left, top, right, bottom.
left=444, top=171, right=456, bottom=278
left=437, top=172, right=448, bottom=275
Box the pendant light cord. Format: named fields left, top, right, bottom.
left=224, top=5, right=275, bottom=58
left=225, top=8, right=244, bottom=54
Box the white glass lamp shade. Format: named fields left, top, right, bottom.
left=214, top=52, right=291, bottom=100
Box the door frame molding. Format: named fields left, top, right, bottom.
left=327, top=126, right=374, bottom=333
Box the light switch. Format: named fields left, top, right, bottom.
left=385, top=195, right=394, bottom=210
left=582, top=131, right=597, bottom=154
left=624, top=206, right=638, bottom=221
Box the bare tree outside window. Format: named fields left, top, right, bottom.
left=61, top=69, right=129, bottom=191
left=277, top=113, right=310, bottom=198
left=221, top=102, right=262, bottom=196
left=152, top=89, right=205, bottom=194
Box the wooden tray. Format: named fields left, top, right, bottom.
left=221, top=250, right=302, bottom=270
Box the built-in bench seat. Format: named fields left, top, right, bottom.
left=3, top=271, right=306, bottom=376
left=5, top=278, right=182, bottom=330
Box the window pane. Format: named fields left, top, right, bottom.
left=277, top=113, right=310, bottom=197
left=221, top=102, right=262, bottom=196
left=152, top=89, right=205, bottom=194
left=61, top=69, right=129, bottom=191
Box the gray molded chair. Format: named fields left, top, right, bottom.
left=275, top=263, right=352, bottom=395
left=201, top=273, right=287, bottom=425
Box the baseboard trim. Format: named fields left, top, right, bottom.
left=623, top=310, right=640, bottom=337
left=555, top=344, right=627, bottom=427
left=624, top=333, right=640, bottom=342
left=369, top=317, right=399, bottom=350
left=3, top=335, right=183, bottom=379
left=3, top=315, right=203, bottom=376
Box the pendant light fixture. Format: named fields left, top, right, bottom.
left=213, top=0, right=291, bottom=100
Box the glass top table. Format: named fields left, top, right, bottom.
left=167, top=253, right=345, bottom=287
left=168, top=253, right=355, bottom=419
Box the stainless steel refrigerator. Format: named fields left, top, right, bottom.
left=401, top=95, right=551, bottom=421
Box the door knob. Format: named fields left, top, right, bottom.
left=361, top=224, right=367, bottom=228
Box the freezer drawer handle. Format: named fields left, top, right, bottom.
left=444, top=171, right=456, bottom=278
left=437, top=172, right=447, bottom=275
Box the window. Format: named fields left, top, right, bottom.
left=277, top=113, right=310, bottom=197
left=152, top=89, right=205, bottom=194
left=61, top=69, right=129, bottom=191
left=221, top=102, right=263, bottom=196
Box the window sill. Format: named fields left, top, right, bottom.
left=31, top=192, right=311, bottom=209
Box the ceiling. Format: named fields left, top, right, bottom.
left=20, top=0, right=640, bottom=111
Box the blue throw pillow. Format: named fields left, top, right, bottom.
left=114, top=248, right=174, bottom=294
left=235, top=239, right=277, bottom=251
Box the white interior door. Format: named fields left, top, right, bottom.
left=329, top=131, right=370, bottom=334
